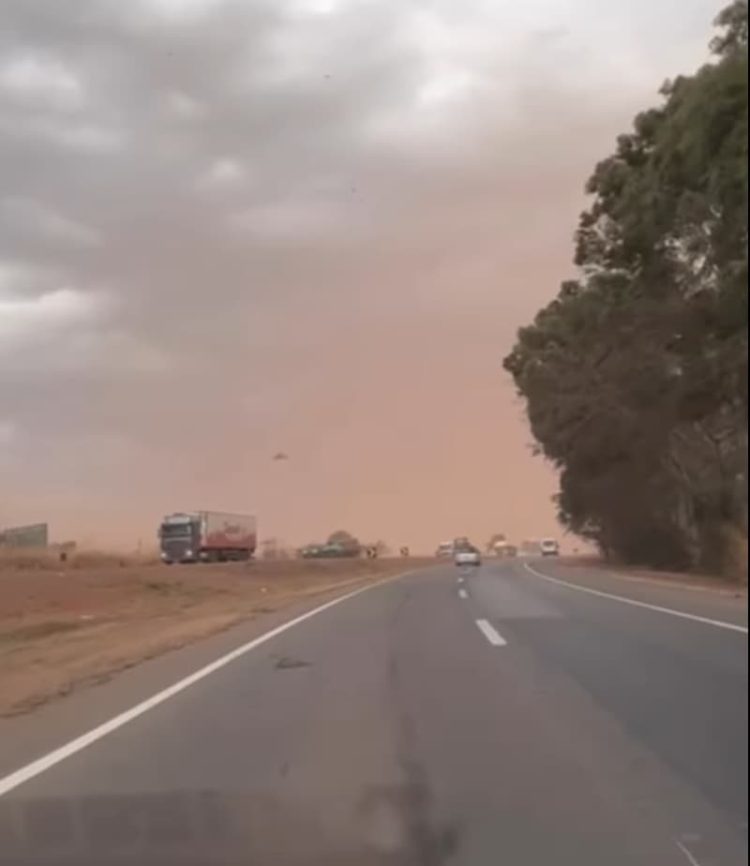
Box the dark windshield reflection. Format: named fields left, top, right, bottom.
left=1, top=788, right=458, bottom=866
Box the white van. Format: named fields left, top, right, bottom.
left=540, top=539, right=560, bottom=557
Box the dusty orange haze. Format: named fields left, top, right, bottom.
left=1, top=112, right=664, bottom=554
left=0, top=107, right=659, bottom=555
left=7, top=195, right=583, bottom=554
left=0, top=1, right=719, bottom=554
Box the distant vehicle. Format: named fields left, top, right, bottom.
left=540, top=538, right=560, bottom=557
left=299, top=542, right=359, bottom=559
left=436, top=542, right=454, bottom=558
left=159, top=511, right=256, bottom=564
left=492, top=541, right=518, bottom=557
left=454, top=546, right=481, bottom=567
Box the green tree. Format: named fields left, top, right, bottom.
left=504, top=2, right=747, bottom=574
left=327, top=530, right=361, bottom=552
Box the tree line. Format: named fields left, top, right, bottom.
left=504, top=2, right=748, bottom=576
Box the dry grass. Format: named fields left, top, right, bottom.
left=0, top=556, right=428, bottom=716
left=0, top=547, right=159, bottom=570
left=560, top=553, right=748, bottom=592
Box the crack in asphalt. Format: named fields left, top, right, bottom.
left=361, top=586, right=460, bottom=864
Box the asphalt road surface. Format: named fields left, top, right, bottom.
left=0, top=559, right=747, bottom=865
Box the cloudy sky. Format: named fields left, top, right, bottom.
left=0, top=0, right=723, bottom=551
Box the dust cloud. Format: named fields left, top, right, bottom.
left=0, top=0, right=719, bottom=551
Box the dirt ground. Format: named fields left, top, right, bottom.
left=0, top=557, right=426, bottom=717
left=560, top=554, right=747, bottom=593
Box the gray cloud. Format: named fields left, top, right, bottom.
left=0, top=0, right=720, bottom=546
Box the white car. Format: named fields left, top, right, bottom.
left=540, top=539, right=560, bottom=557
left=454, top=547, right=481, bottom=566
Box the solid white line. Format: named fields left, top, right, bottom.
left=0, top=574, right=410, bottom=798
left=475, top=618, right=507, bottom=646
left=675, top=839, right=703, bottom=866
left=524, top=563, right=748, bottom=634
left=458, top=588, right=468, bottom=599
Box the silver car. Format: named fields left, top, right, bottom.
left=454, top=547, right=481, bottom=566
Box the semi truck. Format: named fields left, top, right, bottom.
left=159, top=511, right=257, bottom=564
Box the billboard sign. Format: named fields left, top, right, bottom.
left=0, top=523, right=49, bottom=548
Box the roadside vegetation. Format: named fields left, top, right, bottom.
left=0, top=547, right=159, bottom=570
left=505, top=3, right=748, bottom=578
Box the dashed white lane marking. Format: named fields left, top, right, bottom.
left=524, top=563, right=748, bottom=635
left=0, top=573, right=413, bottom=798
left=458, top=588, right=468, bottom=600
left=475, top=619, right=507, bottom=646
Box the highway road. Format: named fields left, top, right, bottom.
left=0, top=559, right=747, bottom=865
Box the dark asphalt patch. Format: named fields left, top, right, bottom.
left=273, top=656, right=311, bottom=670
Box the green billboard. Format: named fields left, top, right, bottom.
left=0, top=523, right=49, bottom=548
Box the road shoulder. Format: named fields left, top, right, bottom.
left=522, top=558, right=748, bottom=630
left=0, top=566, right=418, bottom=782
